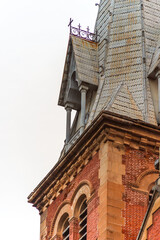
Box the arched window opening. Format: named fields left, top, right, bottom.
left=71, top=71, right=76, bottom=82
left=79, top=199, right=87, bottom=240
left=57, top=213, right=70, bottom=240
left=62, top=218, right=70, bottom=240
left=149, top=188, right=154, bottom=203
left=148, top=181, right=155, bottom=204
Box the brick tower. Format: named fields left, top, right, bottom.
left=28, top=1, right=160, bottom=240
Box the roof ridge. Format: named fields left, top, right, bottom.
left=106, top=83, right=143, bottom=120
left=106, top=82, right=124, bottom=111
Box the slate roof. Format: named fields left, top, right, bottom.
left=107, top=84, right=144, bottom=121
left=72, top=36, right=98, bottom=86
left=87, top=0, right=158, bottom=126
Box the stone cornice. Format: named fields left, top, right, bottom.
left=28, top=111, right=160, bottom=213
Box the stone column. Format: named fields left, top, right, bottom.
left=79, top=85, right=88, bottom=134
left=65, top=105, right=72, bottom=144
left=69, top=217, right=79, bottom=240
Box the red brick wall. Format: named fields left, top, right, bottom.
left=87, top=193, right=99, bottom=240
left=147, top=208, right=160, bottom=240
left=69, top=217, right=79, bottom=240
left=43, top=145, right=158, bottom=240
left=122, top=147, right=156, bottom=240
left=46, top=152, right=100, bottom=240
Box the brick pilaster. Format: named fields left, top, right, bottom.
left=69, top=217, right=79, bottom=240
left=52, top=235, right=62, bottom=240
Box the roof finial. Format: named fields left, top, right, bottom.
left=78, top=23, right=81, bottom=37
left=68, top=21, right=97, bottom=42
left=68, top=18, right=73, bottom=34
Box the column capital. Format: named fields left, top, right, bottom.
left=68, top=217, right=79, bottom=240
left=69, top=216, right=78, bottom=223
left=79, top=84, right=89, bottom=92
left=51, top=234, right=62, bottom=240
left=155, top=69, right=160, bottom=79
left=65, top=106, right=72, bottom=111
left=65, top=103, right=73, bottom=110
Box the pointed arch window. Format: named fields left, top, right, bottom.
left=71, top=71, right=76, bottom=82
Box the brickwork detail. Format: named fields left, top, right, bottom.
left=147, top=208, right=160, bottom=240
left=122, top=147, right=158, bottom=240
left=69, top=217, right=79, bottom=240
left=45, top=153, right=100, bottom=240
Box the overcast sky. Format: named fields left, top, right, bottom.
left=0, top=1, right=98, bottom=239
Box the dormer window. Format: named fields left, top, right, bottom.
left=58, top=34, right=98, bottom=152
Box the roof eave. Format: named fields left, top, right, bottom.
left=58, top=36, right=73, bottom=107
left=28, top=111, right=160, bottom=207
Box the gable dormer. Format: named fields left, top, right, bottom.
left=58, top=38, right=80, bottom=111
left=58, top=34, right=98, bottom=151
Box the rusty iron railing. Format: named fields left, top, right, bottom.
left=68, top=18, right=98, bottom=42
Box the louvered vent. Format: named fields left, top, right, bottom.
left=79, top=200, right=87, bottom=240
left=62, top=218, right=69, bottom=240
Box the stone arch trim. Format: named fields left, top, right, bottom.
left=131, top=170, right=159, bottom=193
left=71, top=180, right=93, bottom=205
left=71, top=181, right=93, bottom=217
left=50, top=201, right=72, bottom=239
left=49, top=180, right=93, bottom=239
left=136, top=170, right=159, bottom=187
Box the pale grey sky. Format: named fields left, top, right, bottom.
left=0, top=1, right=98, bottom=239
